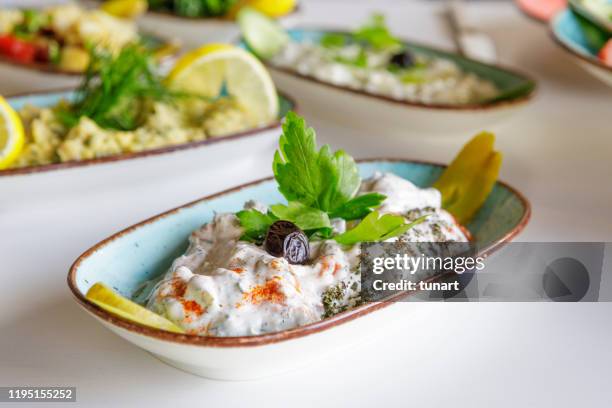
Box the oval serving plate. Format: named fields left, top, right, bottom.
left=240, top=28, right=537, bottom=135
left=68, top=159, right=530, bottom=380
left=551, top=9, right=612, bottom=86
left=136, top=3, right=300, bottom=48
left=0, top=89, right=295, bottom=178
left=0, top=33, right=178, bottom=76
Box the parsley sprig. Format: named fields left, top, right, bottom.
left=238, top=112, right=423, bottom=245
left=320, top=14, right=402, bottom=69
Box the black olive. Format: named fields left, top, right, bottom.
left=264, top=220, right=310, bottom=264
left=283, top=231, right=310, bottom=265
left=389, top=50, right=414, bottom=69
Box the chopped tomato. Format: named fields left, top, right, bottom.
left=0, top=35, right=36, bottom=63
left=598, top=39, right=612, bottom=68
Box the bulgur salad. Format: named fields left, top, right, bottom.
left=7, top=44, right=279, bottom=169
left=0, top=2, right=170, bottom=73
left=86, top=112, right=503, bottom=336
left=241, top=11, right=500, bottom=106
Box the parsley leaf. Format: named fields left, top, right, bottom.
left=238, top=112, right=423, bottom=246
left=236, top=209, right=277, bottom=243
left=273, top=111, right=360, bottom=213
left=329, top=192, right=386, bottom=221
left=270, top=202, right=331, bottom=231
left=321, top=33, right=347, bottom=48
left=354, top=13, right=402, bottom=50
left=334, top=212, right=428, bottom=245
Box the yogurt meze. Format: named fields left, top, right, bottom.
left=146, top=172, right=467, bottom=337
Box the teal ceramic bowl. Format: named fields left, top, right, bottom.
left=551, top=9, right=612, bottom=86
left=1, top=89, right=295, bottom=177
left=239, top=28, right=537, bottom=134
left=68, top=159, right=530, bottom=349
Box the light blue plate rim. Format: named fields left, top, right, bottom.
left=550, top=9, right=612, bottom=73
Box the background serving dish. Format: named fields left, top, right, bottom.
left=245, top=28, right=537, bottom=135
left=136, top=3, right=301, bottom=47
left=551, top=9, right=612, bottom=86
left=1, top=89, right=295, bottom=178
left=68, top=159, right=530, bottom=380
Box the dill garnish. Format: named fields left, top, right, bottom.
left=57, top=45, right=182, bottom=131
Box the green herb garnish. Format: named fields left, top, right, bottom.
left=238, top=112, right=423, bottom=245
left=321, top=33, right=347, bottom=48
left=334, top=213, right=428, bottom=245
left=236, top=209, right=277, bottom=244
left=333, top=49, right=369, bottom=68
left=353, top=13, right=402, bottom=51
left=58, top=45, right=180, bottom=131
left=270, top=202, right=331, bottom=231
left=13, top=9, right=49, bottom=37
left=150, top=0, right=237, bottom=17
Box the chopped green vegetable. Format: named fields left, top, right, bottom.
left=166, top=0, right=236, bottom=17
left=236, top=208, right=277, bottom=243
left=334, top=212, right=428, bottom=245
left=270, top=202, right=331, bottom=231
left=334, top=48, right=369, bottom=68
left=321, top=33, right=347, bottom=48
left=353, top=13, right=402, bottom=50
left=13, top=9, right=48, bottom=37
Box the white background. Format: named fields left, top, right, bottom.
left=1, top=1, right=611, bottom=407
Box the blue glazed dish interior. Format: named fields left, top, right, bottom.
left=553, top=9, right=602, bottom=59
left=71, top=161, right=529, bottom=301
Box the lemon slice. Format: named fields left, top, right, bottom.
left=166, top=44, right=279, bottom=125
left=101, top=0, right=148, bottom=19
left=245, top=0, right=296, bottom=18
left=0, top=96, right=25, bottom=170
left=86, top=282, right=184, bottom=334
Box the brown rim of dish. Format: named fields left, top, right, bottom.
left=143, top=2, right=300, bottom=21
left=261, top=27, right=537, bottom=111
left=0, top=33, right=179, bottom=77
left=0, top=88, right=296, bottom=177
left=549, top=16, right=612, bottom=74
left=67, top=158, right=531, bottom=348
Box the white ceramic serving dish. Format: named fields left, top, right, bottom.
left=244, top=28, right=537, bottom=136
left=68, top=160, right=530, bottom=380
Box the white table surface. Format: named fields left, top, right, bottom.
left=1, top=1, right=611, bottom=407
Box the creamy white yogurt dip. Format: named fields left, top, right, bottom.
left=146, top=172, right=467, bottom=336
left=270, top=41, right=499, bottom=105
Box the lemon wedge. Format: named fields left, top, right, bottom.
left=166, top=44, right=278, bottom=125
left=101, top=0, right=148, bottom=19
left=246, top=0, right=296, bottom=17
left=434, top=132, right=502, bottom=224
left=86, top=282, right=184, bottom=334
left=0, top=96, right=25, bottom=170
left=230, top=0, right=297, bottom=18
